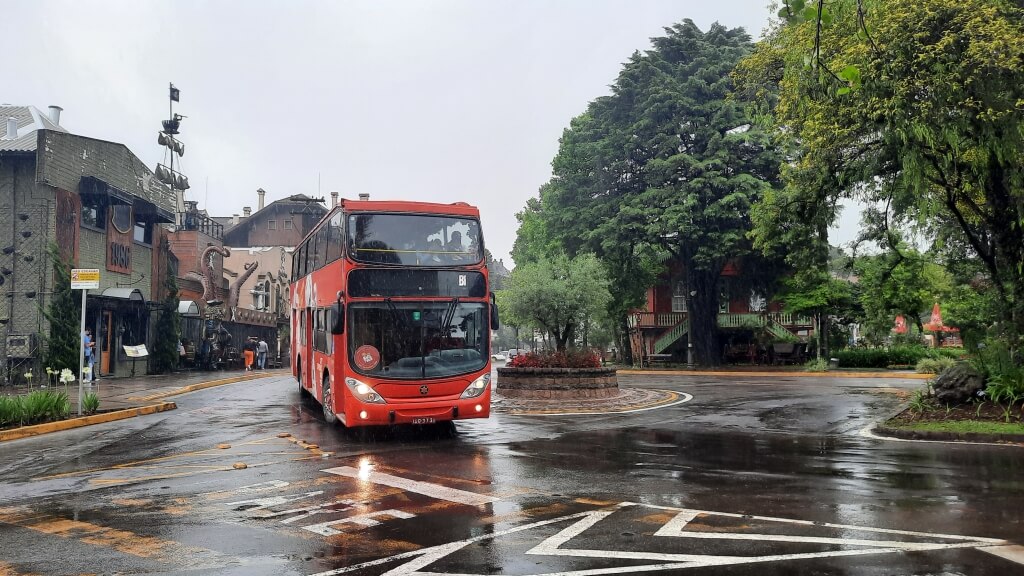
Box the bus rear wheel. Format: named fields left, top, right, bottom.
left=322, top=374, right=337, bottom=424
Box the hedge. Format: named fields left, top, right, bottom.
left=834, top=346, right=965, bottom=369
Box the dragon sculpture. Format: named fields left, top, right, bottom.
left=228, top=261, right=260, bottom=312
left=185, top=245, right=231, bottom=303
left=184, top=245, right=260, bottom=320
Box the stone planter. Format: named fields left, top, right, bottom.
left=496, top=367, right=619, bottom=399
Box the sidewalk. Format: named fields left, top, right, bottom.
left=1, top=368, right=286, bottom=412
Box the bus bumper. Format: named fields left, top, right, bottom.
left=344, top=390, right=491, bottom=426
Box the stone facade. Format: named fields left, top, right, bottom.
left=0, top=154, right=59, bottom=359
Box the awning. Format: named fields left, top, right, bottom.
left=79, top=176, right=175, bottom=223
left=100, top=288, right=145, bottom=302
left=178, top=300, right=201, bottom=316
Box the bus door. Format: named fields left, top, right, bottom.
left=305, top=306, right=316, bottom=396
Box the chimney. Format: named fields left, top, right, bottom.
left=243, top=206, right=251, bottom=217
left=47, top=105, right=62, bottom=125
left=358, top=193, right=370, bottom=201
left=4, top=117, right=16, bottom=140
left=330, top=191, right=339, bottom=208
left=257, top=188, right=266, bottom=211
left=232, top=214, right=239, bottom=226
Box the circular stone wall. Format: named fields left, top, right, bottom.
left=496, top=367, right=618, bottom=399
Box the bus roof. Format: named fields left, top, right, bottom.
left=296, top=198, right=482, bottom=247
left=340, top=198, right=480, bottom=218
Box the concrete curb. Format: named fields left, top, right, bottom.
left=618, top=369, right=932, bottom=379
left=0, top=402, right=177, bottom=443
left=873, top=424, right=1024, bottom=445
left=130, top=369, right=288, bottom=401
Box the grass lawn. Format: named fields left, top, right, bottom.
left=885, top=395, right=1024, bottom=438
left=888, top=419, right=1024, bottom=436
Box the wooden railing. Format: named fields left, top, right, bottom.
left=629, top=312, right=686, bottom=329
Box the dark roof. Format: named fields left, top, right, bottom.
left=0, top=106, right=68, bottom=152
left=212, top=194, right=325, bottom=231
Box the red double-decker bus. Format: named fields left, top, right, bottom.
left=290, top=198, right=497, bottom=427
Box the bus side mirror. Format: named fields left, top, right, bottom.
left=330, top=300, right=345, bottom=335
left=490, top=292, right=499, bottom=330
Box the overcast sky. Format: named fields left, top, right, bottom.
left=4, top=1, right=858, bottom=265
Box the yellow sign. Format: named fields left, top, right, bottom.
left=70, top=268, right=100, bottom=289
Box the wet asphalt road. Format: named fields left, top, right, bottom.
left=1, top=371, right=1023, bottom=575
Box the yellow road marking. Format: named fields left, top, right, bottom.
left=0, top=508, right=224, bottom=565
left=0, top=561, right=40, bottom=576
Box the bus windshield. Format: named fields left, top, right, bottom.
left=348, top=301, right=488, bottom=379
left=347, top=213, right=483, bottom=266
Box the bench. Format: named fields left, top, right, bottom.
left=647, top=353, right=673, bottom=365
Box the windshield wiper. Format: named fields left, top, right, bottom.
left=440, top=297, right=459, bottom=350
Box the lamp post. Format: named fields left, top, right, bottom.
left=687, top=341, right=694, bottom=370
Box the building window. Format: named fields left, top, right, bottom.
left=81, top=195, right=106, bottom=230
left=268, top=220, right=277, bottom=230
left=672, top=280, right=688, bottom=313
left=133, top=220, right=152, bottom=245
left=284, top=220, right=293, bottom=230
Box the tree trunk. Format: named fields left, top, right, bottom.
left=686, top=267, right=721, bottom=366
left=618, top=315, right=633, bottom=365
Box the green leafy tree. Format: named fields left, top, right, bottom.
left=502, top=253, right=610, bottom=351
left=539, top=21, right=783, bottom=365
left=739, top=0, right=1024, bottom=350
left=149, top=241, right=180, bottom=373
left=854, top=247, right=953, bottom=342
left=42, top=245, right=81, bottom=373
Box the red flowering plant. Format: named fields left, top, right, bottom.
left=507, top=349, right=602, bottom=369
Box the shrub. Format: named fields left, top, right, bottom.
left=804, top=357, right=829, bottom=372
left=82, top=392, right=100, bottom=415
left=834, top=346, right=932, bottom=369
left=508, top=349, right=601, bottom=369
left=916, top=357, right=957, bottom=374
left=0, top=395, right=25, bottom=427
left=19, top=390, right=70, bottom=425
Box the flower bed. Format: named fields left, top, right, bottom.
left=496, top=366, right=619, bottom=399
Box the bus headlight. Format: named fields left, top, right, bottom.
left=345, top=377, right=386, bottom=404
left=460, top=374, right=490, bottom=399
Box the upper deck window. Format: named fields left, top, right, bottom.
left=347, top=213, right=482, bottom=266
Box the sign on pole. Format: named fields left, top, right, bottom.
left=70, top=269, right=100, bottom=290
left=72, top=269, right=99, bottom=415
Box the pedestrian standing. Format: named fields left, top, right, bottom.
left=243, top=337, right=256, bottom=371
left=257, top=338, right=269, bottom=370
left=83, top=328, right=96, bottom=382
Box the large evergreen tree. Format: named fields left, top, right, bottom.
left=538, top=21, right=782, bottom=365
left=43, top=245, right=81, bottom=373
left=149, top=239, right=180, bottom=373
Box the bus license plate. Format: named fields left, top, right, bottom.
left=411, top=417, right=436, bottom=425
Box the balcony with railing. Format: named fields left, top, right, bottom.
left=179, top=202, right=223, bottom=240
left=628, top=311, right=687, bottom=329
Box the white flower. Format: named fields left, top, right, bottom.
left=24, top=372, right=33, bottom=380
left=59, top=368, right=76, bottom=383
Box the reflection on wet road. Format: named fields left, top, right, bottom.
left=0, top=373, right=1022, bottom=575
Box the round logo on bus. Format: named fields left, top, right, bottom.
left=354, top=345, right=380, bottom=371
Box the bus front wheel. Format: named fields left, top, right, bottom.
left=322, top=374, right=337, bottom=424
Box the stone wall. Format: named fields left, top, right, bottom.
left=496, top=367, right=619, bottom=399
left=0, top=154, right=56, bottom=359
